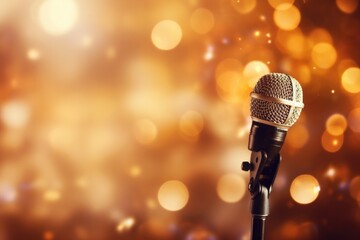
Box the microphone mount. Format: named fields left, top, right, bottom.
left=242, top=150, right=281, bottom=240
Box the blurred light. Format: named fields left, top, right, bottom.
left=254, top=30, right=260, bottom=37
left=204, top=45, right=214, bottom=61
left=243, top=60, right=270, bottom=87
left=311, top=42, right=337, bottom=69
left=130, top=166, right=142, bottom=177
left=268, top=0, right=295, bottom=9
left=43, top=231, right=54, bottom=240
left=290, top=174, right=320, bottom=204
left=133, top=119, right=158, bottom=145
left=27, top=48, right=41, bottom=61
left=215, top=58, right=243, bottom=79
left=0, top=99, right=30, bottom=129
left=0, top=184, right=17, bottom=202
left=326, top=113, right=347, bottom=136
left=336, top=0, right=359, bottom=14
left=308, top=28, right=333, bottom=45
left=80, top=35, right=93, bottom=48
left=85, top=175, right=115, bottom=211
left=151, top=20, right=182, bottom=50
left=185, top=227, right=217, bottom=240
left=179, top=110, right=204, bottom=141
left=337, top=58, right=358, bottom=78
left=325, top=167, right=336, bottom=178
left=146, top=198, right=157, bottom=209
left=321, top=130, right=344, bottom=152
left=38, top=0, right=78, bottom=35
left=341, top=67, right=360, bottom=93
left=230, top=0, right=257, bottom=14
left=280, top=221, right=300, bottom=239
left=286, top=124, right=309, bottom=149
left=217, top=173, right=246, bottom=203
left=348, top=108, right=360, bottom=132
left=43, top=190, right=61, bottom=202
left=276, top=29, right=307, bottom=59
left=216, top=71, right=243, bottom=102
left=350, top=176, right=360, bottom=202
left=158, top=180, right=189, bottom=211
left=190, top=8, right=215, bottom=34
left=117, top=217, right=136, bottom=232
left=273, top=4, right=301, bottom=31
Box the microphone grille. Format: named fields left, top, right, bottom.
left=250, top=73, right=304, bottom=129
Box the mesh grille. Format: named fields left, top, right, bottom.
left=253, top=73, right=293, bottom=100
left=250, top=73, right=303, bottom=127
left=250, top=98, right=291, bottom=124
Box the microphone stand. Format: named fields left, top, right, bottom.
left=242, top=151, right=281, bottom=240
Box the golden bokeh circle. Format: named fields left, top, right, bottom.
left=311, top=42, right=337, bottom=69
left=133, top=119, right=158, bottom=145
left=321, top=130, right=344, bottom=153
left=157, top=180, right=189, bottom=211
left=336, top=0, right=359, bottom=14
left=268, top=0, right=295, bottom=9
left=286, top=124, right=309, bottom=149
left=190, top=8, right=215, bottom=34
left=341, top=67, right=360, bottom=93
left=325, top=113, right=347, bottom=136
left=217, top=173, right=246, bottom=203
left=151, top=20, right=182, bottom=50
left=290, top=174, right=320, bottom=204
left=38, top=0, right=78, bottom=35
left=350, top=176, right=360, bottom=202
left=230, top=0, right=257, bottom=14
left=273, top=4, right=301, bottom=31
left=243, top=60, right=270, bottom=88
left=348, top=108, right=360, bottom=133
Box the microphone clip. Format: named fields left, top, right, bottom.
left=242, top=151, right=281, bottom=197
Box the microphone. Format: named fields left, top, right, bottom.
left=243, top=73, right=304, bottom=240
left=248, top=73, right=304, bottom=161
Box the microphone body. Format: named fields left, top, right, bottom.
left=243, top=73, right=304, bottom=240
left=248, top=73, right=304, bottom=161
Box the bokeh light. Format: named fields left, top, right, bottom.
left=350, top=176, right=360, bottom=202
left=286, top=123, right=309, bottom=149
left=133, top=119, right=158, bottom=145
left=268, top=0, right=295, bottom=9
left=0, top=99, right=30, bottom=129
left=158, top=180, right=189, bottom=211
left=116, top=217, right=136, bottom=232
left=217, top=173, right=246, bottom=203
left=325, top=113, right=347, bottom=136
left=230, top=0, right=257, bottom=14
left=348, top=108, right=360, bottom=132
left=190, top=8, right=215, bottom=34
left=179, top=110, right=204, bottom=141
left=243, top=60, right=270, bottom=87
left=290, top=175, right=320, bottom=204
left=311, top=42, right=337, bottom=69
left=321, top=130, right=344, bottom=153
left=151, top=20, right=182, bottom=50
left=336, top=0, right=359, bottom=14
left=341, top=67, right=360, bottom=93
left=273, top=4, right=301, bottom=31
left=38, top=0, right=78, bottom=35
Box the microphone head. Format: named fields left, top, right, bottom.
left=250, top=73, right=304, bottom=130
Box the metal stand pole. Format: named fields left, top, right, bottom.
left=242, top=151, right=281, bottom=240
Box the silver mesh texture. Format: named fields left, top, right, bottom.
left=250, top=73, right=303, bottom=128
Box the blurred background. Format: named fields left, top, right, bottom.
left=0, top=0, right=359, bottom=239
